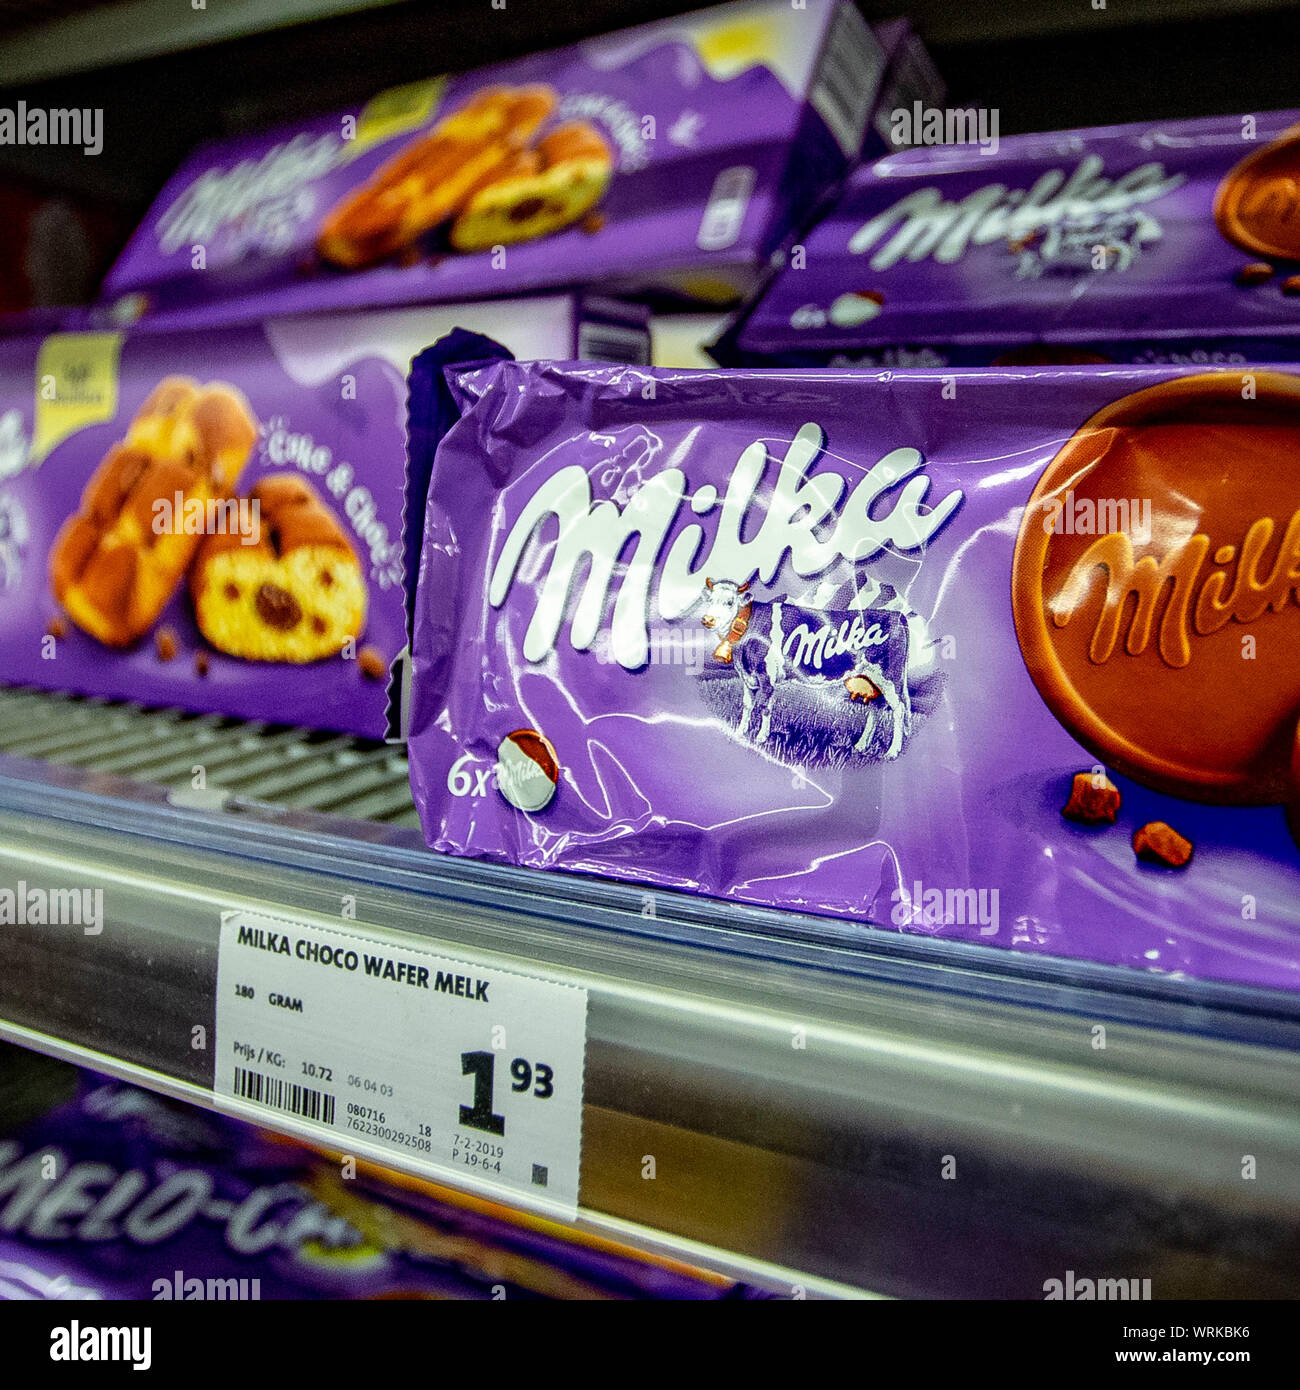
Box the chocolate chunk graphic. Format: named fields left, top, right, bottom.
left=1235, top=261, right=1274, bottom=286
left=1062, top=771, right=1121, bottom=824
left=358, top=646, right=387, bottom=680
left=1133, top=821, right=1193, bottom=868
left=254, top=583, right=303, bottom=631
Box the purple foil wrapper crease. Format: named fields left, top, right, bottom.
left=721, top=109, right=1300, bottom=365
left=404, top=347, right=1300, bottom=996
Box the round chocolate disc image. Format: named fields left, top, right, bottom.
left=495, top=728, right=560, bottom=812
left=1012, top=371, right=1300, bottom=805
left=1213, top=124, right=1300, bottom=264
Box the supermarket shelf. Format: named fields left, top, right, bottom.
left=1, top=685, right=1300, bottom=1296
left=0, top=0, right=406, bottom=85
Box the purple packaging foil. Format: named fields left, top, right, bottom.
left=0, top=1074, right=744, bottom=1299
left=405, top=348, right=1300, bottom=995
left=101, top=0, right=888, bottom=325
left=0, top=299, right=640, bottom=738
left=722, top=111, right=1300, bottom=365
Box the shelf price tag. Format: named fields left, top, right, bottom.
left=214, top=910, right=587, bottom=1216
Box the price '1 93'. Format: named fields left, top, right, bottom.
left=459, top=1052, right=554, bottom=1135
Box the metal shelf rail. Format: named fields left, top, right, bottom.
left=1, top=685, right=1299, bottom=1297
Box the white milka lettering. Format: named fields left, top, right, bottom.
left=489, top=466, right=687, bottom=668
left=784, top=615, right=888, bottom=671
left=847, top=157, right=1185, bottom=270
left=157, top=133, right=341, bottom=252
left=489, top=423, right=964, bottom=669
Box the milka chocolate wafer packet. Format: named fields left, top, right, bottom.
left=718, top=109, right=1300, bottom=367
left=404, top=341, right=1300, bottom=993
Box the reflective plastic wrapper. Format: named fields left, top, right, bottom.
left=405, top=340, right=1300, bottom=994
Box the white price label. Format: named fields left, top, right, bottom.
left=214, top=910, right=587, bottom=1215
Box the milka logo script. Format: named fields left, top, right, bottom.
left=1050, top=509, right=1300, bottom=668
left=784, top=614, right=889, bottom=672
left=157, top=133, right=342, bottom=252
left=847, top=156, right=1185, bottom=270
left=489, top=423, right=964, bottom=669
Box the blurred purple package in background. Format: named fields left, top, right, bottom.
left=100, top=0, right=921, bottom=327
left=0, top=1066, right=750, bottom=1299
left=0, top=298, right=643, bottom=737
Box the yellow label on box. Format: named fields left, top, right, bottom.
left=693, top=20, right=777, bottom=78
left=346, top=77, right=447, bottom=161
left=31, top=333, right=123, bottom=465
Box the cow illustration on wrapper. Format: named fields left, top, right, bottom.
left=694, top=575, right=923, bottom=766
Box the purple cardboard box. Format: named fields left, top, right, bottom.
left=0, top=1072, right=750, bottom=1299
left=0, top=298, right=643, bottom=737
left=404, top=348, right=1300, bottom=995
left=101, top=0, right=891, bottom=325
left=720, top=110, right=1300, bottom=365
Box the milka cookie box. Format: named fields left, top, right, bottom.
left=0, top=297, right=647, bottom=736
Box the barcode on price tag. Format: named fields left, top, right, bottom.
left=213, top=911, right=588, bottom=1216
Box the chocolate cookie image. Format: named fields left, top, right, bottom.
left=50, top=377, right=257, bottom=647
left=1214, top=123, right=1300, bottom=264
left=191, top=474, right=366, bottom=663
left=317, top=84, right=556, bottom=269
left=496, top=728, right=560, bottom=812
left=448, top=122, right=613, bottom=252
left=1012, top=370, right=1300, bottom=805
left=827, top=291, right=885, bottom=329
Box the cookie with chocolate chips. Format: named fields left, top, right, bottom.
left=190, top=473, right=366, bottom=662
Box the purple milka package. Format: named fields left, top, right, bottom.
left=719, top=110, right=1300, bottom=367
left=405, top=344, right=1300, bottom=994
left=100, top=0, right=889, bottom=327
left=0, top=1071, right=748, bottom=1299
left=0, top=299, right=646, bottom=737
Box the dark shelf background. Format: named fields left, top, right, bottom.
left=0, top=0, right=1294, bottom=257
